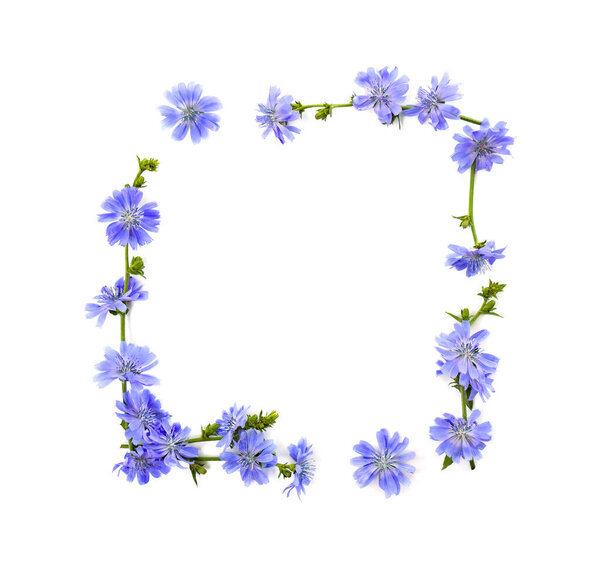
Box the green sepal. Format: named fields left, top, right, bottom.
left=244, top=410, right=278, bottom=432
left=108, top=308, right=127, bottom=317
left=128, top=256, right=146, bottom=278
left=315, top=104, right=333, bottom=121
left=460, top=308, right=470, bottom=321
left=132, top=175, right=146, bottom=188
left=137, top=155, right=159, bottom=172
left=442, top=456, right=454, bottom=470
left=452, top=214, right=471, bottom=229
left=478, top=280, right=506, bottom=300
left=291, top=101, right=305, bottom=116
left=276, top=462, right=296, bottom=479
left=465, top=387, right=474, bottom=410
left=200, top=422, right=220, bottom=439
left=189, top=460, right=207, bottom=486
left=473, top=240, right=487, bottom=249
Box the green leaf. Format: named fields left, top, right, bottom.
left=446, top=312, right=463, bottom=322
left=442, top=456, right=454, bottom=470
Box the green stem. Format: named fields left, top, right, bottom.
left=187, top=436, right=222, bottom=444
left=401, top=105, right=482, bottom=125
left=468, top=163, right=478, bottom=245
left=196, top=457, right=222, bottom=462
left=300, top=102, right=353, bottom=109
left=119, top=162, right=141, bottom=451
left=460, top=385, right=477, bottom=470
left=459, top=114, right=482, bottom=126
left=469, top=299, right=487, bottom=325
left=124, top=244, right=130, bottom=292
left=118, top=436, right=223, bottom=448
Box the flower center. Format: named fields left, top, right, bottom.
left=240, top=451, right=258, bottom=468
left=133, top=454, right=151, bottom=470
left=120, top=208, right=142, bottom=229
left=417, top=87, right=441, bottom=111
left=374, top=451, right=395, bottom=472
left=137, top=404, right=156, bottom=427
left=118, top=356, right=141, bottom=376
left=370, top=83, right=389, bottom=102
left=297, top=458, right=316, bottom=480
left=454, top=339, right=480, bottom=362
left=474, top=136, right=494, bottom=159
left=451, top=422, right=472, bottom=439
left=179, top=104, right=202, bottom=124
left=467, top=252, right=490, bottom=272
left=164, top=435, right=179, bottom=452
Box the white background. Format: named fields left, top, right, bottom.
left=1, top=1, right=598, bottom=578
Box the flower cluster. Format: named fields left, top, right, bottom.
left=88, top=155, right=313, bottom=495
left=257, top=68, right=512, bottom=474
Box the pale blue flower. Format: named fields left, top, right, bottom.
left=353, top=67, right=409, bottom=125
left=283, top=438, right=315, bottom=499
left=256, top=86, right=301, bottom=144
left=351, top=429, right=415, bottom=497
left=159, top=82, right=221, bottom=143
left=430, top=410, right=492, bottom=463
left=221, top=429, right=277, bottom=486
left=404, top=73, right=461, bottom=130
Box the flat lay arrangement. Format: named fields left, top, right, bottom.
left=87, top=70, right=512, bottom=497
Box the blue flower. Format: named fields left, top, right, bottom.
left=85, top=277, right=147, bottom=327
left=256, top=86, right=301, bottom=144
left=351, top=429, right=415, bottom=498
left=469, top=374, right=495, bottom=402
left=216, top=404, right=248, bottom=448
left=221, top=429, right=277, bottom=486
left=283, top=438, right=315, bottom=499
left=436, top=321, right=499, bottom=390
left=98, top=187, right=160, bottom=249
left=353, top=67, right=409, bottom=125
left=404, top=72, right=461, bottom=131
left=452, top=119, right=514, bottom=173
left=436, top=360, right=495, bottom=402
left=115, top=389, right=170, bottom=444
left=94, top=342, right=159, bottom=390
left=113, top=446, right=170, bottom=485
left=446, top=241, right=506, bottom=277
left=145, top=422, right=198, bottom=468
left=429, top=410, right=492, bottom=463
left=436, top=321, right=499, bottom=387
left=159, top=82, right=222, bottom=143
